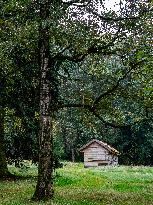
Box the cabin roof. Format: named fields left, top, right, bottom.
left=79, top=139, right=119, bottom=155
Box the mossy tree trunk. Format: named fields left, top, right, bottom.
left=32, top=0, right=55, bottom=201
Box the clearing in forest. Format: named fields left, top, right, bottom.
left=0, top=163, right=153, bottom=205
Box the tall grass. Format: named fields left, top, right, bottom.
left=0, top=163, right=153, bottom=204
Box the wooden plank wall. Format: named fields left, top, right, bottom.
left=83, top=142, right=118, bottom=167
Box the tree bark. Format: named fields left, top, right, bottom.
left=71, top=148, right=75, bottom=162
left=0, top=108, right=10, bottom=178
left=32, top=0, right=55, bottom=201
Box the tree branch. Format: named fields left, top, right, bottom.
left=88, top=10, right=139, bottom=22
left=58, top=100, right=150, bottom=129
left=92, top=60, right=145, bottom=109
left=57, top=103, right=129, bottom=128
left=89, top=108, right=129, bottom=129
left=86, top=6, right=153, bottom=22
left=62, top=0, right=91, bottom=7
left=92, top=69, right=132, bottom=108
left=55, top=28, right=120, bottom=62
left=71, top=0, right=91, bottom=7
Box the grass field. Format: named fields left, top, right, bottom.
left=1, top=163, right=153, bottom=205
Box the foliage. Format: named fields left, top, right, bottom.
left=4, top=109, right=39, bottom=165
left=0, top=0, right=153, bottom=200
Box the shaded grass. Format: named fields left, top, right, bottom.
left=0, top=163, right=153, bottom=204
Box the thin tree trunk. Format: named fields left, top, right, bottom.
left=0, top=108, right=10, bottom=178
left=71, top=148, right=75, bottom=162
left=32, top=0, right=55, bottom=201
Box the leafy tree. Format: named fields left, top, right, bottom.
left=4, top=109, right=39, bottom=166
left=0, top=0, right=40, bottom=177
left=1, top=0, right=153, bottom=201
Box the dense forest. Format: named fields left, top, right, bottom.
left=0, top=0, right=153, bottom=201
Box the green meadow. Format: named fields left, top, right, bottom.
left=1, top=163, right=153, bottom=205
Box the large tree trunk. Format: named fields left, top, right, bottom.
left=0, top=108, right=10, bottom=178
left=33, top=0, right=55, bottom=201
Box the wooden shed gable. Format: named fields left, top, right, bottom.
left=79, top=139, right=119, bottom=155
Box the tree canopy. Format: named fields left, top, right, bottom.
left=0, top=0, right=153, bottom=201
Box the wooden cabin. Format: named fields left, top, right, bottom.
left=79, top=139, right=119, bottom=167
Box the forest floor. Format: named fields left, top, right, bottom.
left=0, top=162, right=153, bottom=205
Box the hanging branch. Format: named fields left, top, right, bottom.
left=58, top=100, right=151, bottom=129
left=62, top=0, right=91, bottom=7
left=55, top=28, right=120, bottom=62
left=92, top=60, right=145, bottom=109
left=57, top=103, right=129, bottom=128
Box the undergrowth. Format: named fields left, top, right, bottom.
left=0, top=163, right=153, bottom=205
